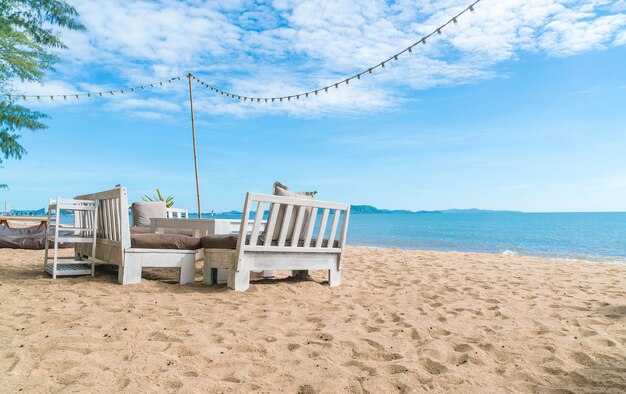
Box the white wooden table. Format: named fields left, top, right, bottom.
left=149, top=218, right=268, bottom=281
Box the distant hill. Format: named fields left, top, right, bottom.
left=349, top=205, right=521, bottom=214
left=350, top=205, right=442, bottom=214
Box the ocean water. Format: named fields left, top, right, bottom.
left=346, top=212, right=626, bottom=263
left=59, top=211, right=625, bottom=263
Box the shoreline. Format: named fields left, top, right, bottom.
left=348, top=242, right=626, bottom=265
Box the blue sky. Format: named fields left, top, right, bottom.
left=2, top=0, right=626, bottom=213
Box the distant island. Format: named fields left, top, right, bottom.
left=350, top=205, right=442, bottom=214
left=349, top=205, right=521, bottom=214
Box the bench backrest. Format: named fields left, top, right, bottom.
left=75, top=187, right=131, bottom=265
left=237, top=192, right=350, bottom=254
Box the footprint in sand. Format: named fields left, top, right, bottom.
left=343, top=360, right=376, bottom=376
left=385, top=364, right=409, bottom=374
left=453, top=343, right=472, bottom=352
left=360, top=338, right=384, bottom=350
left=182, top=370, right=199, bottom=377
left=165, top=380, right=184, bottom=390
left=593, top=338, right=616, bottom=347
left=420, top=358, right=447, bottom=375
left=570, top=351, right=595, bottom=366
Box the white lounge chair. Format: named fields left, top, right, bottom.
left=202, top=192, right=350, bottom=291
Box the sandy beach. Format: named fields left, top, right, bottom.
left=1, top=246, right=624, bottom=393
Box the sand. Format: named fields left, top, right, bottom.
left=1, top=247, right=625, bottom=393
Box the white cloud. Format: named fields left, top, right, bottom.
left=11, top=0, right=626, bottom=117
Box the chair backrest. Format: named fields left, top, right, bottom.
left=49, top=197, right=98, bottom=237
left=74, top=187, right=131, bottom=265
left=166, top=207, right=188, bottom=219
left=237, top=192, right=350, bottom=253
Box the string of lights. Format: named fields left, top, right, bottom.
left=3, top=76, right=184, bottom=101
left=1, top=0, right=481, bottom=103
left=191, top=0, right=481, bottom=103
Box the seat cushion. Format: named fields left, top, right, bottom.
left=131, top=233, right=201, bottom=250
left=130, top=226, right=194, bottom=237
left=201, top=234, right=239, bottom=249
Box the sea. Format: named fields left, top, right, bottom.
left=60, top=211, right=626, bottom=264
left=345, top=212, right=626, bottom=264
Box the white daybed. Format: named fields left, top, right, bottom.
left=74, top=187, right=196, bottom=285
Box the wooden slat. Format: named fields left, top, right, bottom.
left=235, top=193, right=253, bottom=254
left=290, top=206, right=306, bottom=247
left=338, top=206, right=350, bottom=270
left=315, top=209, right=330, bottom=248
left=107, top=199, right=114, bottom=240
left=249, top=201, right=265, bottom=246
left=243, top=245, right=342, bottom=254
left=277, top=205, right=293, bottom=247
left=263, top=203, right=280, bottom=246
left=303, top=207, right=318, bottom=248
left=246, top=192, right=348, bottom=210
left=109, top=198, right=120, bottom=241
left=327, top=209, right=340, bottom=248
left=103, top=199, right=110, bottom=240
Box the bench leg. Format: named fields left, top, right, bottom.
left=261, top=270, right=276, bottom=278
left=328, top=267, right=341, bottom=287
left=202, top=256, right=214, bottom=285
left=118, top=256, right=142, bottom=285
left=228, top=258, right=250, bottom=292
left=179, top=257, right=195, bottom=284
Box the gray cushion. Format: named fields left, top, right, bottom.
left=201, top=234, right=240, bottom=249
left=130, top=226, right=194, bottom=237
left=131, top=233, right=201, bottom=250
left=131, top=201, right=167, bottom=227
left=271, top=182, right=316, bottom=241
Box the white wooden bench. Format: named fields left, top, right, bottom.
left=74, top=188, right=196, bottom=285
left=203, top=192, right=350, bottom=291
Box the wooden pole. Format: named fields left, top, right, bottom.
left=187, top=73, right=202, bottom=218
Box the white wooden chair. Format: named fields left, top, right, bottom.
left=44, top=198, right=98, bottom=278
left=203, top=192, right=350, bottom=291
left=166, top=207, right=188, bottom=218
left=74, top=188, right=196, bottom=285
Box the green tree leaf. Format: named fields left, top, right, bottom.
left=0, top=0, right=85, bottom=173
